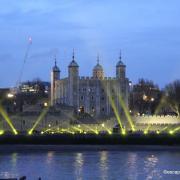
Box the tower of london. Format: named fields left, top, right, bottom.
left=51, top=51, right=130, bottom=118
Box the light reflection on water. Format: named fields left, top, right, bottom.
left=0, top=148, right=179, bottom=180
left=74, top=153, right=84, bottom=180
left=99, top=151, right=109, bottom=180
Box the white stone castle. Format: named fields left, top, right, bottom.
left=51, top=51, right=130, bottom=118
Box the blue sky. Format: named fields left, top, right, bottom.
left=0, top=0, right=180, bottom=88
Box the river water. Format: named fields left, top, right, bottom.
left=0, top=145, right=179, bottom=180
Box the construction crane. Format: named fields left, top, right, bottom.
left=15, top=37, right=32, bottom=92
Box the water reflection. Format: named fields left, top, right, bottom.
left=126, top=153, right=138, bottom=180
left=46, top=151, right=54, bottom=165
left=74, top=153, right=84, bottom=180
left=11, top=153, right=17, bottom=167
left=99, top=151, right=109, bottom=180
left=144, top=154, right=162, bottom=180
left=0, top=149, right=179, bottom=179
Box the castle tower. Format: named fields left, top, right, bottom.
left=116, top=51, right=126, bottom=79
left=51, top=57, right=60, bottom=106
left=93, top=54, right=104, bottom=79
left=68, top=50, right=79, bottom=108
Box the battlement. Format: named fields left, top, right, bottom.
left=133, top=115, right=180, bottom=125
left=79, top=76, right=117, bottom=80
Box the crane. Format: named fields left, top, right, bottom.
left=15, top=37, right=32, bottom=91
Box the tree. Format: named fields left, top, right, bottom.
left=130, top=78, right=161, bottom=115
left=165, top=80, right=180, bottom=116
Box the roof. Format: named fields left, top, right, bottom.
left=93, top=63, right=103, bottom=71
left=69, top=60, right=79, bottom=67
left=53, top=64, right=60, bottom=72
left=116, top=60, right=126, bottom=67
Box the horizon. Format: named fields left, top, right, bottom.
left=0, top=0, right=180, bottom=88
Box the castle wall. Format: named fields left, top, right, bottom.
left=54, top=76, right=130, bottom=117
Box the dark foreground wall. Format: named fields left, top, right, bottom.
left=0, top=134, right=180, bottom=146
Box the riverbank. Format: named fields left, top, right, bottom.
left=0, top=134, right=180, bottom=146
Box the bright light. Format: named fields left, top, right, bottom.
left=143, top=94, right=148, bottom=101
left=78, top=124, right=81, bottom=128
left=0, top=130, right=4, bottom=135
left=144, top=131, right=148, bottom=135
left=44, top=102, right=48, bottom=107
left=41, top=131, right=44, bottom=134
left=156, top=130, right=160, bottom=134
left=169, top=130, right=174, bottom=135
left=48, top=124, right=51, bottom=127
left=28, top=131, right=32, bottom=135
left=7, top=93, right=14, bottom=98
left=101, top=123, right=105, bottom=127
left=122, top=129, right=126, bottom=135
left=151, top=98, right=155, bottom=102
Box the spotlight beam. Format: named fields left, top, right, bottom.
left=169, top=126, right=180, bottom=134
left=28, top=106, right=49, bottom=135
left=101, top=124, right=112, bottom=134
left=100, top=81, right=124, bottom=133
left=0, top=105, right=18, bottom=135
left=117, top=94, right=135, bottom=131
left=159, top=126, right=168, bottom=133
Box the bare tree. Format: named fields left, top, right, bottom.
left=165, top=80, right=180, bottom=116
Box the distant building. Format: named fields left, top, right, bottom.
left=51, top=51, right=130, bottom=118
left=19, top=80, right=50, bottom=96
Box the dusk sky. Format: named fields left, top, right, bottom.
left=0, top=0, right=180, bottom=88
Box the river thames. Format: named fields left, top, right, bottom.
left=0, top=146, right=179, bottom=180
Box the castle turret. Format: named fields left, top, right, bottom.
left=68, top=50, right=79, bottom=107
left=51, top=57, right=60, bottom=106
left=93, top=55, right=104, bottom=79
left=116, top=52, right=126, bottom=79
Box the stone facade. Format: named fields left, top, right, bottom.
left=51, top=52, right=130, bottom=117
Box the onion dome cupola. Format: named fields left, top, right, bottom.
left=116, top=51, right=126, bottom=79
left=93, top=54, right=104, bottom=79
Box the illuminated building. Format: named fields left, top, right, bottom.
left=51, top=51, right=130, bottom=117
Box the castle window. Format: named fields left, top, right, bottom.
left=91, top=96, right=94, bottom=100
left=80, top=96, right=84, bottom=100
left=102, top=108, right=105, bottom=112
left=101, top=89, right=104, bottom=92
left=101, top=97, right=105, bottom=100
